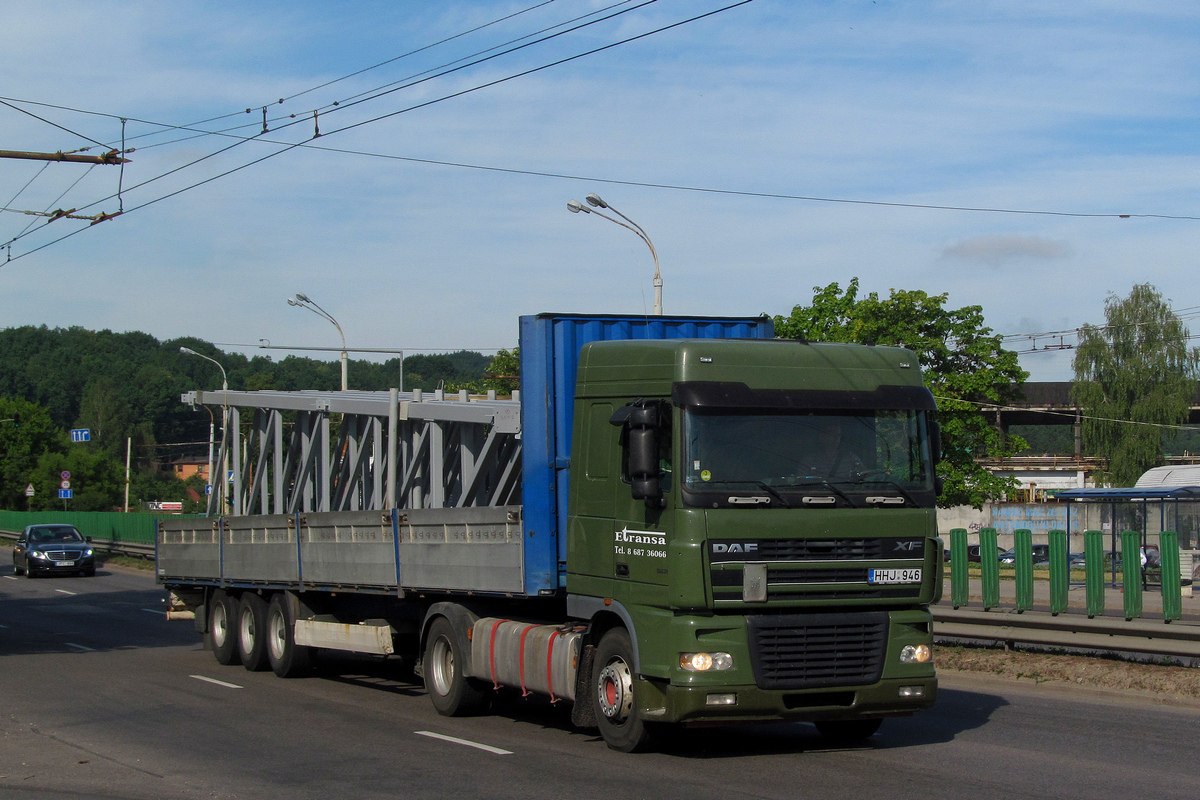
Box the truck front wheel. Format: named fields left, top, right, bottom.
left=423, top=617, right=488, bottom=716
left=207, top=590, right=241, bottom=666
left=592, top=628, right=654, bottom=753
left=236, top=593, right=271, bottom=672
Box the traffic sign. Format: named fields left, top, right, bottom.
left=58, top=489, right=73, bottom=499
left=70, top=429, right=91, bottom=442
left=60, top=480, right=71, bottom=490
left=61, top=470, right=71, bottom=480
left=25, top=484, right=34, bottom=497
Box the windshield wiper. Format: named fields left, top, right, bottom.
left=787, top=479, right=854, bottom=506
left=837, top=477, right=917, bottom=506
left=717, top=480, right=791, bottom=508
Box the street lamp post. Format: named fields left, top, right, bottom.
left=567, top=192, right=662, bottom=315
left=288, top=293, right=349, bottom=390
left=180, top=346, right=228, bottom=514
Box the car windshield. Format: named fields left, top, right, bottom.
left=681, top=408, right=935, bottom=505
left=29, top=526, right=84, bottom=543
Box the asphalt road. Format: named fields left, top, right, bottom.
left=2, top=563, right=1198, bottom=800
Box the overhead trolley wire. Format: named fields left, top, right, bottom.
left=2, top=0, right=661, bottom=249
left=3, top=1, right=752, bottom=263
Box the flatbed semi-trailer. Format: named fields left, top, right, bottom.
left=159, top=313, right=942, bottom=751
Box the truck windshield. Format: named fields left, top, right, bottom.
left=681, top=408, right=935, bottom=507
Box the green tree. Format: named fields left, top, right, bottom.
left=30, top=445, right=124, bottom=512
left=1072, top=284, right=1199, bottom=486
left=0, top=398, right=61, bottom=509
left=485, top=348, right=520, bottom=395
left=774, top=278, right=1029, bottom=507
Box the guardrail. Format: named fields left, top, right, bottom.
left=933, top=607, right=1200, bottom=661
left=0, top=529, right=155, bottom=559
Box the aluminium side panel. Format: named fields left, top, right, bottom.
left=299, top=510, right=398, bottom=590
left=518, top=313, right=774, bottom=594
left=157, top=518, right=222, bottom=582
left=222, top=513, right=300, bottom=584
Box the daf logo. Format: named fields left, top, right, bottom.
left=893, top=541, right=921, bottom=552
left=713, top=542, right=758, bottom=553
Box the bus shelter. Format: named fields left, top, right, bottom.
left=1055, top=486, right=1200, bottom=587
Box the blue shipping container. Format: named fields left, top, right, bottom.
left=517, top=313, right=775, bottom=594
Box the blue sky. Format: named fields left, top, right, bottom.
left=4, top=0, right=1200, bottom=381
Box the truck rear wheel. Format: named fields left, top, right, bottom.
left=236, top=593, right=271, bottom=671
left=815, top=718, right=882, bottom=745
left=207, top=590, right=241, bottom=666
left=267, top=593, right=312, bottom=678
left=592, top=628, right=654, bottom=753
left=423, top=617, right=488, bottom=716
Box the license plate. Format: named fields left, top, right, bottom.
left=869, top=568, right=921, bottom=584
left=54, top=560, right=75, bottom=566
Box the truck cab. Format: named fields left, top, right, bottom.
left=566, top=338, right=941, bottom=749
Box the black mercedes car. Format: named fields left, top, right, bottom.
left=12, top=524, right=96, bottom=577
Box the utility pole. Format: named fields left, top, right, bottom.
left=0, top=149, right=130, bottom=165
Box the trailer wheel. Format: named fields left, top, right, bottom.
left=593, top=628, right=654, bottom=753
left=815, top=718, right=882, bottom=745
left=266, top=593, right=312, bottom=678
left=236, top=593, right=271, bottom=671
left=207, top=590, right=241, bottom=666
left=423, top=617, right=488, bottom=716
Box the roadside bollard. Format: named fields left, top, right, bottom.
left=1014, top=528, right=1033, bottom=612
left=1048, top=529, right=1068, bottom=615
left=1120, top=530, right=1143, bottom=621
left=950, top=527, right=969, bottom=609
left=1160, top=531, right=1182, bottom=622
left=1084, top=530, right=1105, bottom=618
left=979, top=527, right=1000, bottom=611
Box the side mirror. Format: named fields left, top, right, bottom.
left=85, top=536, right=93, bottom=543
left=616, top=400, right=666, bottom=508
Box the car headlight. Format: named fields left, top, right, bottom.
left=84, top=548, right=94, bottom=557
left=680, top=652, right=734, bottom=671
left=900, top=644, right=932, bottom=664
left=28, top=549, right=46, bottom=560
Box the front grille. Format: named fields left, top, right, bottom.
left=755, top=538, right=923, bottom=560
left=747, top=611, right=888, bottom=690
left=43, top=549, right=84, bottom=560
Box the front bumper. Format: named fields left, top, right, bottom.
left=637, top=674, right=937, bottom=725
left=28, top=555, right=95, bottom=574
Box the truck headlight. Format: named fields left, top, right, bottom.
left=900, top=644, right=932, bottom=664
left=680, top=652, right=733, bottom=671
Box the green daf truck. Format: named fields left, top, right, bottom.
left=159, top=313, right=942, bottom=752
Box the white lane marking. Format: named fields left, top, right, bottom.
left=142, top=608, right=165, bottom=615
left=190, top=675, right=243, bottom=689
left=55, top=589, right=78, bottom=596
left=65, top=642, right=95, bottom=651
left=3, top=575, right=17, bottom=580
left=414, top=731, right=513, bottom=755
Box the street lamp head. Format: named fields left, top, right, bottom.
left=287, top=297, right=301, bottom=307
left=295, top=292, right=311, bottom=303
left=567, top=200, right=591, bottom=214
left=179, top=346, right=196, bottom=355
left=585, top=193, right=608, bottom=209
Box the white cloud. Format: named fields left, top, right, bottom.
left=940, top=235, right=1073, bottom=266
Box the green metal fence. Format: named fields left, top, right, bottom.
left=0, top=510, right=200, bottom=545
left=948, top=526, right=1186, bottom=623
